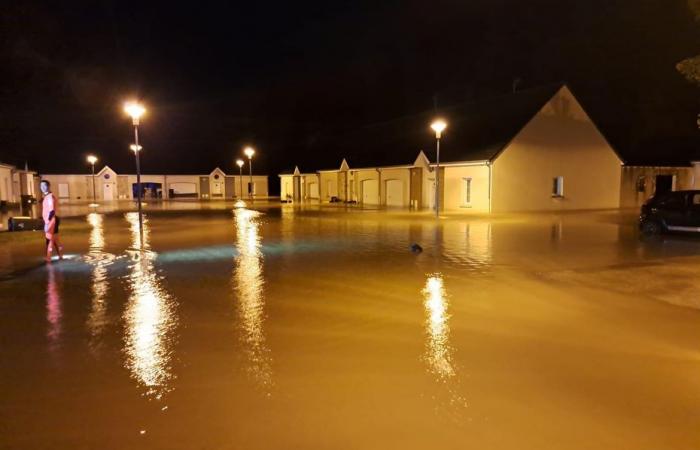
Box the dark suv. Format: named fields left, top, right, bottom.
left=639, top=190, right=700, bottom=235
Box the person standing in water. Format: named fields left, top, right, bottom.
left=41, top=180, right=63, bottom=262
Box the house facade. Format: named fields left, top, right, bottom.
left=0, top=162, right=39, bottom=205
left=280, top=85, right=632, bottom=213
left=41, top=166, right=269, bottom=202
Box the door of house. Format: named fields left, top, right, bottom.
left=103, top=183, right=113, bottom=201
left=385, top=179, right=404, bottom=207
left=655, top=175, right=674, bottom=195
left=361, top=179, right=379, bottom=205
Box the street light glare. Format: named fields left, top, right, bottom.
left=130, top=144, right=143, bottom=152
left=431, top=120, right=447, bottom=136
left=244, top=147, right=255, bottom=158
left=124, top=101, right=146, bottom=121
left=87, top=155, right=98, bottom=164
left=236, top=159, right=245, bottom=168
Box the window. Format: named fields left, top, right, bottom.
left=636, top=176, right=646, bottom=193
left=58, top=183, right=70, bottom=198
left=462, top=177, right=472, bottom=205
left=552, top=176, right=564, bottom=197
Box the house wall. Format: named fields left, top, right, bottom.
left=0, top=165, right=14, bottom=202
left=442, top=164, right=490, bottom=212
left=319, top=172, right=338, bottom=201
left=619, top=166, right=694, bottom=208
left=280, top=175, right=293, bottom=200
left=492, top=86, right=622, bottom=212
left=40, top=174, right=90, bottom=201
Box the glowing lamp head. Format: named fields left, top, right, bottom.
left=244, top=147, right=255, bottom=159
left=130, top=144, right=143, bottom=153
left=236, top=159, right=244, bottom=168
left=124, top=101, right=146, bottom=124
left=87, top=155, right=98, bottom=165
left=431, top=120, right=447, bottom=138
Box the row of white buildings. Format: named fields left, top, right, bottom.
left=0, top=163, right=269, bottom=204
left=280, top=85, right=700, bottom=213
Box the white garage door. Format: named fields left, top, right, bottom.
left=308, top=182, right=319, bottom=199
left=362, top=179, right=379, bottom=205
left=385, top=179, right=404, bottom=207
left=170, top=182, right=197, bottom=195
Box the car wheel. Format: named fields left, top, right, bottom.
left=641, top=220, right=662, bottom=236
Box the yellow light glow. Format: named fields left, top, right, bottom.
left=236, top=159, right=245, bottom=168
left=87, top=155, right=98, bottom=165
left=124, top=101, right=146, bottom=121
left=431, top=119, right=447, bottom=138
left=86, top=213, right=115, bottom=347
left=130, top=144, right=143, bottom=153
left=233, top=207, right=273, bottom=391
left=422, top=274, right=455, bottom=380
left=244, top=147, right=255, bottom=159
left=124, top=212, right=177, bottom=399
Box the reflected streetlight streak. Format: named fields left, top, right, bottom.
left=123, top=212, right=177, bottom=399
left=86, top=213, right=115, bottom=347
left=422, top=274, right=455, bottom=380
left=233, top=208, right=273, bottom=391
left=46, top=264, right=62, bottom=353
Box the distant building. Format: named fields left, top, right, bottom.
left=0, top=162, right=39, bottom=205
left=281, top=84, right=630, bottom=212
left=40, top=166, right=269, bottom=201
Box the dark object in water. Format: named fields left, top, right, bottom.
left=8, top=217, right=44, bottom=232
left=410, top=243, right=423, bottom=253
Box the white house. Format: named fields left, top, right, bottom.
left=281, top=84, right=628, bottom=213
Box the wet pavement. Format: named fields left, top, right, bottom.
left=2, top=202, right=700, bottom=449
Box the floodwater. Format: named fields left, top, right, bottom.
left=2, top=202, right=700, bottom=449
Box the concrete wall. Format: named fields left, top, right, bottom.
left=619, top=166, right=694, bottom=208
left=492, top=86, right=622, bottom=212
left=442, top=164, right=490, bottom=212
left=0, top=165, right=14, bottom=202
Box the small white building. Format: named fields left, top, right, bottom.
left=0, top=162, right=39, bottom=205
left=41, top=166, right=269, bottom=202
left=281, top=84, right=626, bottom=213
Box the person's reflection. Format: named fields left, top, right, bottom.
left=233, top=208, right=273, bottom=392
left=422, top=274, right=454, bottom=380
left=46, top=263, right=62, bottom=355
left=85, top=213, right=114, bottom=351
left=123, top=212, right=177, bottom=399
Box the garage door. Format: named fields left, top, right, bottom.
left=362, top=179, right=379, bottom=205
left=385, top=179, right=404, bottom=207
left=308, top=182, right=319, bottom=199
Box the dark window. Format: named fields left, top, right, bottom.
left=656, top=193, right=686, bottom=210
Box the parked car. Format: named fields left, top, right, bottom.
left=639, top=190, right=700, bottom=235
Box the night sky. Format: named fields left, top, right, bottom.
left=2, top=1, right=700, bottom=193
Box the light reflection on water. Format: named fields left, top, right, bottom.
left=233, top=208, right=273, bottom=392
left=123, top=212, right=178, bottom=399
left=46, top=264, right=62, bottom=354
left=422, top=274, right=454, bottom=379
left=85, top=213, right=115, bottom=347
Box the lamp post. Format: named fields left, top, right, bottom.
left=87, top=154, right=98, bottom=206
left=244, top=146, right=255, bottom=199
left=236, top=159, right=245, bottom=199
left=430, top=120, right=447, bottom=218
left=124, top=101, right=146, bottom=247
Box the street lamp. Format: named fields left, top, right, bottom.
left=430, top=119, right=447, bottom=218
left=236, top=159, right=245, bottom=199
left=124, top=100, right=146, bottom=247
left=86, top=154, right=98, bottom=207
left=244, top=146, right=255, bottom=199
